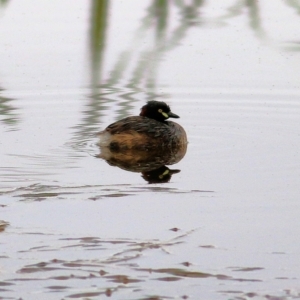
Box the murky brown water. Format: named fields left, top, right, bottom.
left=1, top=1, right=300, bottom=299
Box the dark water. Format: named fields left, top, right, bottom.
left=1, top=1, right=300, bottom=299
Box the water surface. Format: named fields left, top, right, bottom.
left=1, top=1, right=300, bottom=299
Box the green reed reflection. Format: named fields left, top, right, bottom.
left=73, top=0, right=300, bottom=144
left=0, top=0, right=9, bottom=7
left=284, top=0, right=300, bottom=51
left=0, top=1, right=17, bottom=128
left=219, top=0, right=266, bottom=39
left=0, top=87, right=18, bottom=127
left=285, top=0, right=300, bottom=15
left=245, top=0, right=265, bottom=38
left=71, top=0, right=110, bottom=141
left=74, top=0, right=204, bottom=143
left=90, top=0, right=109, bottom=86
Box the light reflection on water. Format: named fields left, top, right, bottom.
left=0, top=1, right=300, bottom=299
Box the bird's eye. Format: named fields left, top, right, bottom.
left=158, top=108, right=169, bottom=118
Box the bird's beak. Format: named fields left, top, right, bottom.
left=168, top=111, right=180, bottom=118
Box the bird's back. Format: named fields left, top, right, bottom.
left=99, top=116, right=187, bottom=151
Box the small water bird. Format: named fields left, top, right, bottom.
left=98, top=100, right=187, bottom=151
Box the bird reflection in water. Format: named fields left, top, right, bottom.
left=97, top=101, right=187, bottom=183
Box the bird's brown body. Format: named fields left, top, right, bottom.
left=100, top=116, right=187, bottom=151
left=98, top=101, right=187, bottom=152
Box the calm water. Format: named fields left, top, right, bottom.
left=1, top=1, right=300, bottom=299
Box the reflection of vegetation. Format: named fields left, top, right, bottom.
left=284, top=0, right=300, bottom=51
left=219, top=0, right=300, bottom=48
left=0, top=88, right=19, bottom=127
left=106, top=0, right=205, bottom=93
left=108, top=0, right=205, bottom=105
left=90, top=0, right=109, bottom=86
left=1, top=2, right=18, bottom=128
left=72, top=0, right=110, bottom=141
left=219, top=0, right=266, bottom=39
left=245, top=0, right=265, bottom=38
left=73, top=0, right=204, bottom=144
left=282, top=41, right=300, bottom=52
left=285, top=0, right=300, bottom=15
left=217, top=0, right=244, bottom=19
left=74, top=0, right=299, bottom=144
left=0, top=0, right=9, bottom=8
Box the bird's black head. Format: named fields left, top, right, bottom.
left=140, top=100, right=179, bottom=122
